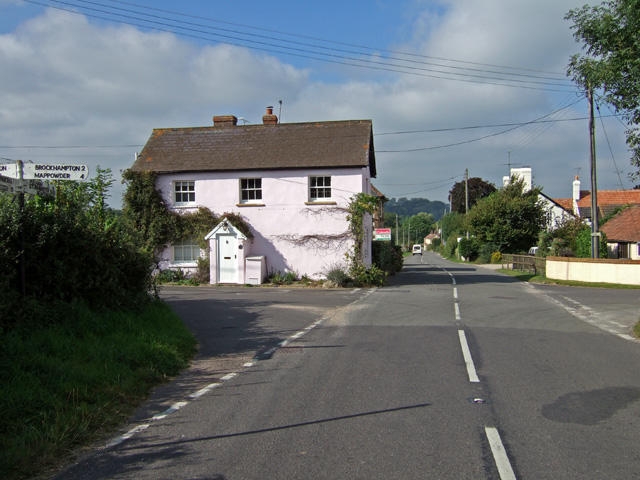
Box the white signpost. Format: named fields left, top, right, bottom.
left=0, top=163, right=17, bottom=178
left=22, top=163, right=90, bottom=181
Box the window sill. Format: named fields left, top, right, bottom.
left=236, top=203, right=265, bottom=207
left=305, top=201, right=336, bottom=206
left=172, top=204, right=197, bottom=209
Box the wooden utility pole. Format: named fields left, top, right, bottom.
left=587, top=86, right=599, bottom=258
left=465, top=168, right=469, bottom=239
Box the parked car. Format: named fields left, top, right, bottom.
left=528, top=246, right=539, bottom=255
left=412, top=244, right=423, bottom=255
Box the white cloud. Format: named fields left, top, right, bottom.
left=0, top=2, right=633, bottom=209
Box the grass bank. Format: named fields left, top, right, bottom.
left=0, top=300, right=197, bottom=480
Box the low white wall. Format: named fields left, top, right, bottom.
left=546, top=256, right=640, bottom=286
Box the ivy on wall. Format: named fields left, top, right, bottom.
left=121, top=170, right=252, bottom=257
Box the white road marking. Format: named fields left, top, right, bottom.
left=152, top=402, right=188, bottom=421
left=485, top=426, right=516, bottom=480
left=453, top=287, right=458, bottom=300
left=189, top=383, right=222, bottom=399
left=106, top=424, right=149, bottom=448
left=220, top=373, right=237, bottom=381
left=454, top=303, right=461, bottom=321
left=458, top=330, right=480, bottom=383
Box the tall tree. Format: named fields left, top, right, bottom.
left=449, top=177, right=497, bottom=213
left=566, top=0, right=640, bottom=181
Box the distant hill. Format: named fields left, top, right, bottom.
left=385, top=197, right=449, bottom=221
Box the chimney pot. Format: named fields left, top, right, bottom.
left=262, top=106, right=278, bottom=125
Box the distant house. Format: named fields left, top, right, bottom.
left=130, top=108, right=378, bottom=284
left=570, top=180, right=640, bottom=222
left=424, top=232, right=440, bottom=246
left=371, top=184, right=388, bottom=228
left=600, top=205, right=640, bottom=260
left=503, top=167, right=576, bottom=229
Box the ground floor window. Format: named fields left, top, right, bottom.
left=173, top=239, right=200, bottom=263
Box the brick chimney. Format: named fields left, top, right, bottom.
left=262, top=106, right=278, bottom=125
left=213, top=115, right=238, bottom=127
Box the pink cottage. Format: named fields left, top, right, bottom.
left=130, top=108, right=378, bottom=284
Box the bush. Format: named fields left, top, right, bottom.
left=490, top=251, right=502, bottom=264
left=324, top=264, right=350, bottom=287
left=458, top=237, right=479, bottom=260
left=155, top=268, right=188, bottom=283
left=349, top=264, right=387, bottom=287
left=268, top=270, right=298, bottom=285
left=478, top=242, right=499, bottom=263
left=0, top=178, right=155, bottom=332
left=442, top=236, right=459, bottom=258
left=575, top=226, right=609, bottom=258
left=372, top=241, right=403, bottom=275
left=195, top=256, right=210, bottom=283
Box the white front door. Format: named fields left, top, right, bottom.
left=218, top=234, right=237, bottom=283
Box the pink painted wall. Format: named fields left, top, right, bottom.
left=156, top=167, right=372, bottom=280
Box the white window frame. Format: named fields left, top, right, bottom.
left=309, top=175, right=332, bottom=202
left=172, top=239, right=200, bottom=264
left=174, top=181, right=195, bottom=206
left=240, top=178, right=263, bottom=204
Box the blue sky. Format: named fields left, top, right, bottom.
left=0, top=0, right=633, bottom=208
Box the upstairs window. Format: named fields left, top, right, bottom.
left=240, top=178, right=262, bottom=203
left=309, top=176, right=331, bottom=201
left=174, top=181, right=195, bottom=205
left=173, top=239, right=200, bottom=264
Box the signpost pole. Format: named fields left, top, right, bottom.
left=16, top=160, right=26, bottom=297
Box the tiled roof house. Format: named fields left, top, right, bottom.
left=130, top=108, right=378, bottom=284
left=601, top=205, right=640, bottom=259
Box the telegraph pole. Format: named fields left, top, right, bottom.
left=465, top=168, right=469, bottom=239
left=587, top=86, right=599, bottom=258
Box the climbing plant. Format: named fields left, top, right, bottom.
left=122, top=170, right=253, bottom=259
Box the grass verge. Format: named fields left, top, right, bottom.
left=0, top=300, right=197, bottom=480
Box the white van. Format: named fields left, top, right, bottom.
left=412, top=244, right=423, bottom=255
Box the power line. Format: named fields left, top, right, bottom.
left=377, top=97, right=584, bottom=153
left=105, top=0, right=570, bottom=78
left=374, top=115, right=619, bottom=136
left=23, top=0, right=577, bottom=92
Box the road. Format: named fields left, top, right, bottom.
left=53, top=252, right=640, bottom=479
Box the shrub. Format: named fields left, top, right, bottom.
left=458, top=237, right=480, bottom=260
left=490, top=251, right=502, bottom=264
left=478, top=242, right=499, bottom=263
left=349, top=264, right=387, bottom=287
left=442, top=236, right=459, bottom=258
left=155, top=268, right=188, bottom=283
left=194, top=256, right=210, bottom=283
left=372, top=241, right=403, bottom=275
left=325, top=264, right=350, bottom=287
